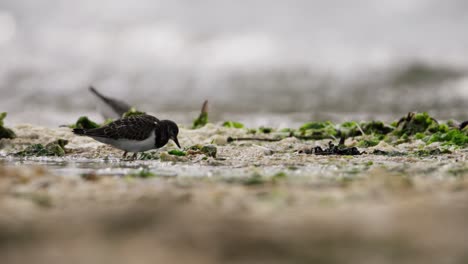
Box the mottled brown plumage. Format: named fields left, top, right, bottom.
left=82, top=114, right=159, bottom=140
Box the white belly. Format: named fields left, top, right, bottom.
left=92, top=131, right=156, bottom=152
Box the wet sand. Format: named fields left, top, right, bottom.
left=1, top=124, right=468, bottom=263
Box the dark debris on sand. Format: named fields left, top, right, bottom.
left=300, top=140, right=362, bottom=156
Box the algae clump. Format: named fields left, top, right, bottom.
left=222, top=121, right=245, bottom=129
left=425, top=130, right=468, bottom=146
left=299, top=121, right=337, bottom=139
left=339, top=121, right=361, bottom=138
left=192, top=112, right=208, bottom=129
left=0, top=112, right=16, bottom=139
left=193, top=100, right=208, bottom=129
left=259, top=127, right=273, bottom=134
left=71, top=116, right=100, bottom=129
left=201, top=145, right=217, bottom=158
left=357, top=136, right=382, bottom=147
left=15, top=139, right=69, bottom=157
left=339, top=121, right=392, bottom=142
left=122, top=107, right=145, bottom=118
left=394, top=112, right=438, bottom=136
left=361, top=121, right=394, bottom=135
left=102, top=118, right=114, bottom=126
left=187, top=144, right=217, bottom=158
left=391, top=112, right=468, bottom=146
left=168, top=149, right=187, bottom=156
left=69, top=109, right=143, bottom=130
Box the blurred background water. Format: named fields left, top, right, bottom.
left=0, top=0, right=467, bottom=127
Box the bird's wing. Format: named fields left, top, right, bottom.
left=89, top=86, right=132, bottom=116
left=83, top=115, right=160, bottom=140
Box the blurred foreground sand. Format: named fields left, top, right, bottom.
left=1, top=125, right=468, bottom=263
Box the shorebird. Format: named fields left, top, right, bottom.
left=89, top=86, right=132, bottom=119
left=73, top=114, right=181, bottom=160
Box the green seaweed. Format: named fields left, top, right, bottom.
left=300, top=121, right=334, bottom=131
left=0, top=112, right=7, bottom=127
left=0, top=112, right=16, bottom=139
left=394, top=112, right=438, bottom=136
left=231, top=112, right=466, bottom=147
left=299, top=121, right=337, bottom=139
left=0, top=112, right=10, bottom=129
left=222, top=121, right=245, bottom=129
left=425, top=129, right=468, bottom=146
left=414, top=132, right=426, bottom=140
left=55, top=139, right=69, bottom=149
left=247, top=129, right=257, bottom=134
left=192, top=100, right=208, bottom=129
left=15, top=144, right=48, bottom=156
left=388, top=112, right=468, bottom=146
left=357, top=136, right=382, bottom=147
left=0, top=126, right=15, bottom=139
left=446, top=119, right=459, bottom=128
left=168, top=149, right=187, bottom=156
left=188, top=144, right=203, bottom=151
left=279, top=128, right=295, bottom=133
left=193, top=112, right=208, bottom=129
left=122, top=107, right=146, bottom=118
left=308, top=121, right=392, bottom=140
left=361, top=121, right=394, bottom=135
left=15, top=139, right=69, bottom=157
left=200, top=145, right=217, bottom=158
left=186, top=144, right=217, bottom=158
left=339, top=121, right=361, bottom=137
left=45, top=143, right=66, bottom=156
left=392, top=133, right=410, bottom=145
left=102, top=118, right=114, bottom=126
left=70, top=116, right=100, bottom=129
left=259, top=127, right=273, bottom=134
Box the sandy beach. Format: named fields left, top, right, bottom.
left=1, top=123, right=468, bottom=263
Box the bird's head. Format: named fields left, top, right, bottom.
left=163, top=120, right=181, bottom=149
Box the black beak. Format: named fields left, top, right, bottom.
left=173, top=137, right=181, bottom=149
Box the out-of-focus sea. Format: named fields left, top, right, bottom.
left=0, top=0, right=467, bottom=127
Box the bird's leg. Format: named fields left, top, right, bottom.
left=131, top=152, right=138, bottom=160
left=122, top=151, right=128, bottom=159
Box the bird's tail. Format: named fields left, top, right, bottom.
left=73, top=128, right=86, bottom=135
